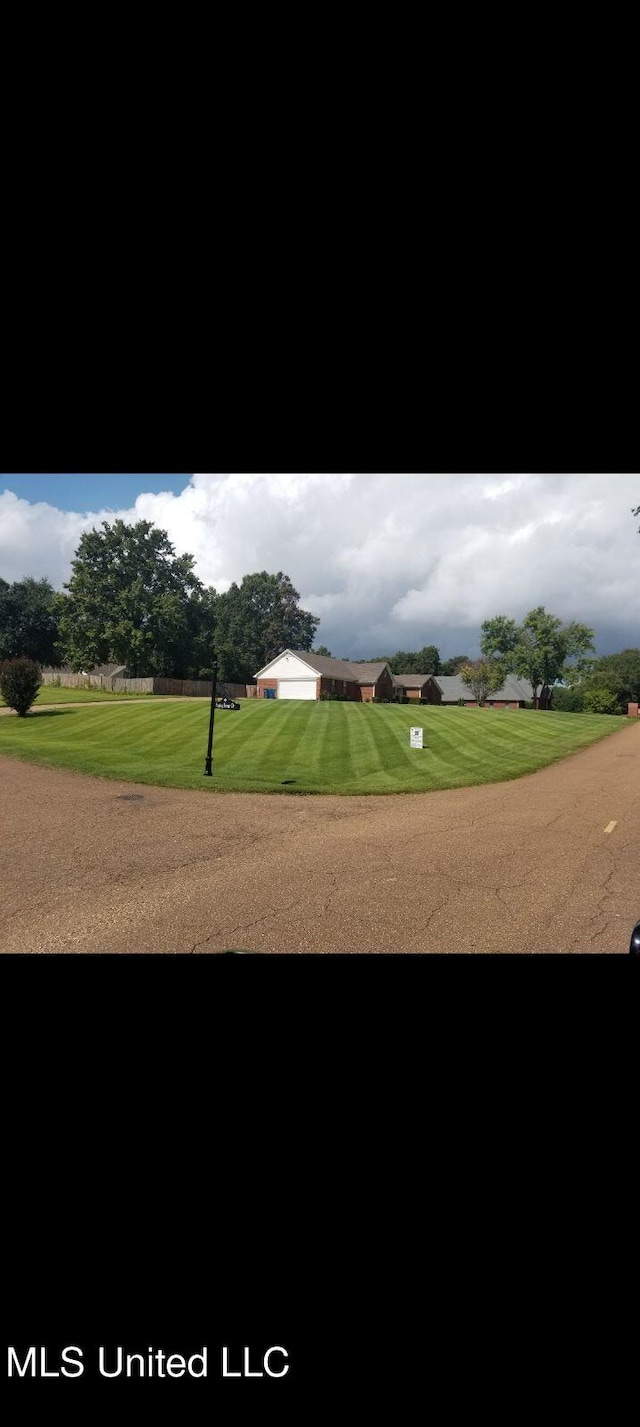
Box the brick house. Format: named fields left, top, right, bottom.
left=254, top=651, right=550, bottom=708
left=254, top=651, right=397, bottom=701
left=393, top=674, right=440, bottom=703
left=429, top=674, right=548, bottom=707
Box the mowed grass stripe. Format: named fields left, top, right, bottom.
left=368, top=707, right=479, bottom=791
left=310, top=702, right=341, bottom=784
left=420, top=711, right=476, bottom=787
left=339, top=702, right=381, bottom=787
left=433, top=711, right=543, bottom=787
left=320, top=703, right=394, bottom=791
left=431, top=710, right=516, bottom=784
left=318, top=702, right=352, bottom=783
left=218, top=700, right=305, bottom=778
left=285, top=701, right=328, bottom=782
left=227, top=700, right=315, bottom=782
left=0, top=699, right=632, bottom=794
left=342, top=702, right=376, bottom=785
left=363, top=704, right=412, bottom=772
left=259, top=700, right=342, bottom=785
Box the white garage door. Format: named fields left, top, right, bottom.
left=277, top=680, right=316, bottom=700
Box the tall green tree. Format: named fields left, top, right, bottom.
left=381, top=646, right=440, bottom=674
left=481, top=607, right=595, bottom=707
left=478, top=615, right=520, bottom=664
left=0, top=576, right=63, bottom=665
left=416, top=644, right=440, bottom=674
left=58, top=520, right=204, bottom=676
left=385, top=650, right=417, bottom=674
left=214, top=571, right=319, bottom=683
left=0, top=578, right=9, bottom=638
left=313, top=645, right=333, bottom=657
left=188, top=586, right=219, bottom=679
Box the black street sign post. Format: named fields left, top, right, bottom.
left=203, top=659, right=218, bottom=776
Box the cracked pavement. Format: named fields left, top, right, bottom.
left=1, top=720, right=639, bottom=953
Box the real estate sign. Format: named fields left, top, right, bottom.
left=410, top=727, right=423, bottom=749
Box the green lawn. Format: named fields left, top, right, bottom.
left=0, top=698, right=633, bottom=795
left=0, top=685, right=145, bottom=706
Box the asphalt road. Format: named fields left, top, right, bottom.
left=2, top=721, right=639, bottom=953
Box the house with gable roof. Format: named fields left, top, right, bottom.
left=255, top=650, right=396, bottom=701
left=393, top=673, right=441, bottom=702
left=255, top=651, right=551, bottom=708
left=430, top=673, right=549, bottom=707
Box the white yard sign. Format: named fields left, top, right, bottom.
left=410, top=726, right=424, bottom=749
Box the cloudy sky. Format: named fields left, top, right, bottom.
left=1, top=473, right=639, bottom=659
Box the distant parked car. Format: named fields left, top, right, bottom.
left=216, top=696, right=240, bottom=710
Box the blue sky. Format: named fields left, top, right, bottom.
left=1, top=473, right=190, bottom=511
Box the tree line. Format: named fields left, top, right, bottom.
left=550, top=650, right=640, bottom=714
left=327, top=648, right=472, bottom=676
left=1, top=520, right=319, bottom=684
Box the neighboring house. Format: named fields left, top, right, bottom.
left=254, top=651, right=551, bottom=708
left=393, top=674, right=440, bottom=703
left=429, top=674, right=548, bottom=708
left=254, top=651, right=397, bottom=701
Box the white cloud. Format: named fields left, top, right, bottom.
left=1, top=474, right=640, bottom=658
left=509, top=523, right=537, bottom=544
left=482, top=477, right=518, bottom=500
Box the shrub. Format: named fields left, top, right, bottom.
left=582, top=687, right=620, bottom=715
left=550, top=686, right=584, bottom=713
left=0, top=657, right=42, bottom=716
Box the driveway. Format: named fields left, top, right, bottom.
left=1, top=722, right=639, bottom=952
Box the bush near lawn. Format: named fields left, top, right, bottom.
left=0, top=698, right=634, bottom=795
left=0, top=657, right=42, bottom=716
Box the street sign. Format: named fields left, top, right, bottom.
left=410, top=726, right=423, bottom=748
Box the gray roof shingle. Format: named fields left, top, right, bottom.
left=434, top=674, right=534, bottom=702
left=393, top=673, right=434, bottom=689
left=289, top=652, right=394, bottom=684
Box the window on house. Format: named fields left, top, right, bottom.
left=331, top=679, right=336, bottom=691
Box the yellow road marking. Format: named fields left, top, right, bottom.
left=604, top=821, right=617, bottom=834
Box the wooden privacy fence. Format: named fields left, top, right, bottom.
left=41, top=669, right=124, bottom=690
left=41, top=669, right=254, bottom=698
